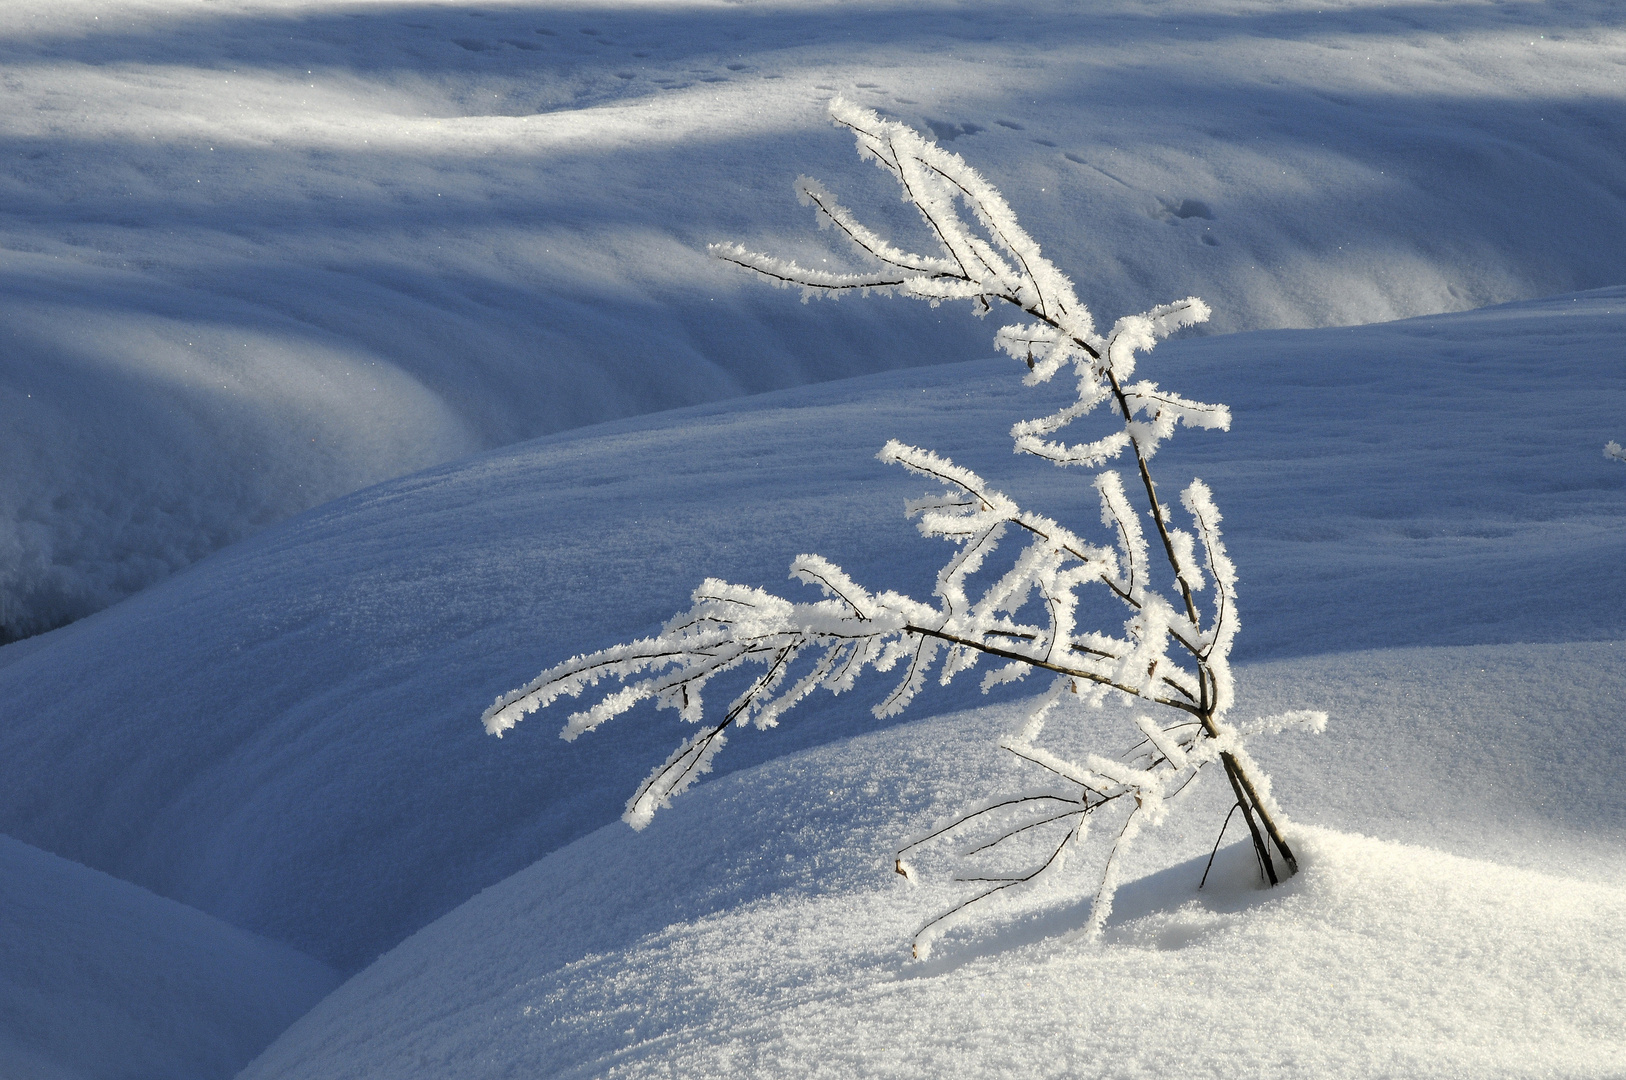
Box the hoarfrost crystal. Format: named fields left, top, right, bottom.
left=487, top=100, right=1320, bottom=957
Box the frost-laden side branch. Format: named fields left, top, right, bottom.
left=485, top=442, right=1321, bottom=955
left=484, top=445, right=1219, bottom=825
left=490, top=101, right=1323, bottom=958
left=711, top=100, right=1234, bottom=677
left=1607, top=440, right=1625, bottom=463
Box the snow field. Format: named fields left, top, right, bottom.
left=0, top=288, right=1620, bottom=977
left=3, top=0, right=1624, bottom=635
left=0, top=1, right=1621, bottom=1072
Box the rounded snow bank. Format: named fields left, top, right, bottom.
left=0, top=834, right=339, bottom=1080
left=0, top=289, right=1621, bottom=973
left=6, top=0, right=1626, bottom=637
left=241, top=690, right=1626, bottom=1080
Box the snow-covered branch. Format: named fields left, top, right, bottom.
left=488, top=101, right=1319, bottom=957
left=484, top=446, right=1219, bottom=827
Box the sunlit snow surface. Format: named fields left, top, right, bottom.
left=0, top=2, right=1624, bottom=1071
left=238, top=654, right=1626, bottom=1079
left=3, top=0, right=1624, bottom=635
left=0, top=288, right=1620, bottom=987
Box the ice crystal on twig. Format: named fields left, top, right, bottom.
left=487, top=100, right=1321, bottom=957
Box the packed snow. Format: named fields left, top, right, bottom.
left=0, top=833, right=338, bottom=1080
left=3, top=0, right=1624, bottom=636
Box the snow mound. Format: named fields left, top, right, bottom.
left=4, top=0, right=1625, bottom=635
left=0, top=290, right=1621, bottom=973
left=0, top=833, right=339, bottom=1080
left=238, top=668, right=1626, bottom=1079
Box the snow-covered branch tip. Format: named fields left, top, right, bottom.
left=488, top=102, right=1320, bottom=958
left=1607, top=440, right=1625, bottom=463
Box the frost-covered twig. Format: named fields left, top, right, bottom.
left=487, top=101, right=1321, bottom=958
left=1607, top=440, right=1625, bottom=463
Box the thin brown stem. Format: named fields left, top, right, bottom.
left=1104, top=367, right=1200, bottom=626
left=1199, top=802, right=1244, bottom=889
left=1217, top=752, right=1277, bottom=886
left=910, top=830, right=1073, bottom=958
left=959, top=808, right=1087, bottom=856
left=897, top=793, right=1081, bottom=859
left=1222, top=752, right=1299, bottom=876
left=905, top=624, right=1203, bottom=717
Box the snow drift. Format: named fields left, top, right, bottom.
left=0, top=289, right=1619, bottom=973
left=236, top=656, right=1626, bottom=1079
left=3, top=0, right=1624, bottom=635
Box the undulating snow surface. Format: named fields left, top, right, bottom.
left=236, top=644, right=1626, bottom=1078
left=0, top=288, right=1620, bottom=978
left=0, top=833, right=338, bottom=1080
left=2, top=2, right=1621, bottom=1073
left=3, top=0, right=1624, bottom=636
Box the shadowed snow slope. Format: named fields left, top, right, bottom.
left=0, top=833, right=339, bottom=1080
left=0, top=289, right=1621, bottom=973
left=236, top=652, right=1626, bottom=1079
left=3, top=0, right=1624, bottom=635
